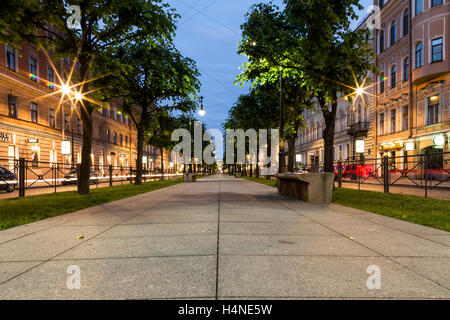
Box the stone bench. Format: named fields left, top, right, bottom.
left=275, top=173, right=334, bottom=203
left=184, top=173, right=197, bottom=182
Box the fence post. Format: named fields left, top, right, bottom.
left=76, top=164, right=80, bottom=189
left=130, top=166, right=133, bottom=185
left=109, top=165, right=113, bottom=187
left=424, top=155, right=428, bottom=199
left=383, top=156, right=389, bottom=193
left=337, top=160, right=342, bottom=188
left=19, top=158, right=25, bottom=197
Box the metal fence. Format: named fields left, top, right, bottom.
left=331, top=152, right=450, bottom=198
left=0, top=158, right=183, bottom=197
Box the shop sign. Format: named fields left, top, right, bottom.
left=379, top=141, right=403, bottom=151
left=356, top=140, right=365, bottom=153
left=61, top=141, right=71, bottom=155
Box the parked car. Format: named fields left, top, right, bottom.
left=334, top=164, right=376, bottom=180
left=61, top=168, right=99, bottom=185
left=0, top=166, right=17, bottom=193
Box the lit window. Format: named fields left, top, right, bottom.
left=49, top=109, right=55, bottom=128
left=427, top=96, right=439, bottom=125
left=8, top=95, right=18, bottom=118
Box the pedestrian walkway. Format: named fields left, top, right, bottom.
left=0, top=175, right=449, bottom=299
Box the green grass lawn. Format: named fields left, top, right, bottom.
left=243, top=176, right=277, bottom=187
left=244, top=176, right=450, bottom=232
left=0, top=179, right=183, bottom=230
left=333, top=188, right=450, bottom=232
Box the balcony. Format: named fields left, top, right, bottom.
left=347, top=122, right=369, bottom=137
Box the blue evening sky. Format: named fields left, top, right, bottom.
left=170, top=0, right=373, bottom=131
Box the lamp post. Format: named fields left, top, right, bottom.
left=279, top=68, right=285, bottom=174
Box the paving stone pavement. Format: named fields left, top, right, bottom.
left=0, top=174, right=449, bottom=299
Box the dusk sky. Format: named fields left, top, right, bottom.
left=170, top=0, right=373, bottom=132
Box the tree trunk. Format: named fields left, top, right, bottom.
left=321, top=91, right=338, bottom=173
left=135, top=130, right=144, bottom=185
left=77, top=57, right=93, bottom=195
left=78, top=104, right=93, bottom=194
left=160, top=148, right=164, bottom=174
left=287, top=136, right=295, bottom=172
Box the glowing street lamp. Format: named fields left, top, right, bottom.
left=198, top=96, right=205, bottom=117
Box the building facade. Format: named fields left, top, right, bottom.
left=296, top=0, right=449, bottom=169
left=0, top=42, right=175, bottom=173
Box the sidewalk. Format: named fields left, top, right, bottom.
left=0, top=175, right=448, bottom=299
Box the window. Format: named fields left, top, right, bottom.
left=49, top=109, right=55, bottom=128
left=29, top=57, right=37, bottom=80
left=391, top=65, right=397, bottom=88
left=379, top=113, right=385, bottom=135
left=125, top=135, right=128, bottom=146
left=390, top=21, right=396, bottom=45
left=114, top=132, right=117, bottom=144
left=379, top=30, right=385, bottom=52
left=113, top=107, right=117, bottom=120
left=31, top=148, right=39, bottom=168
left=431, top=38, right=443, bottom=63
left=403, top=57, right=409, bottom=82
left=106, top=129, right=110, bottom=142
left=120, top=134, right=123, bottom=146
left=63, top=56, right=69, bottom=64
left=403, top=9, right=409, bottom=36
left=402, top=106, right=408, bottom=131
left=358, top=105, right=362, bottom=123
left=8, top=95, right=18, bottom=118
left=427, top=95, right=439, bottom=125
left=77, top=118, right=81, bottom=133
left=47, top=67, right=54, bottom=83
left=6, top=46, right=16, bottom=71
left=380, top=0, right=385, bottom=7
left=431, top=0, right=443, bottom=7
left=390, top=109, right=396, bottom=133
left=30, top=103, right=38, bottom=123
left=105, top=107, right=110, bottom=117
left=415, top=42, right=423, bottom=68
left=415, top=0, right=423, bottom=15
left=380, top=73, right=385, bottom=93
left=99, top=126, right=103, bottom=140
left=64, top=114, right=69, bottom=131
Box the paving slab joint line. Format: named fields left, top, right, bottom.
left=275, top=200, right=450, bottom=292
left=0, top=184, right=188, bottom=287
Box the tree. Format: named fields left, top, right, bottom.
left=236, top=59, right=314, bottom=172
left=100, top=41, right=200, bottom=184
left=147, top=110, right=180, bottom=175
left=238, top=0, right=374, bottom=172
left=0, top=0, right=177, bottom=193
left=223, top=83, right=279, bottom=176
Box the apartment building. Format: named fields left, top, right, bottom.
left=296, top=0, right=449, bottom=169
left=0, top=42, right=173, bottom=172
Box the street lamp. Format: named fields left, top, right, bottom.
left=198, top=96, right=205, bottom=117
